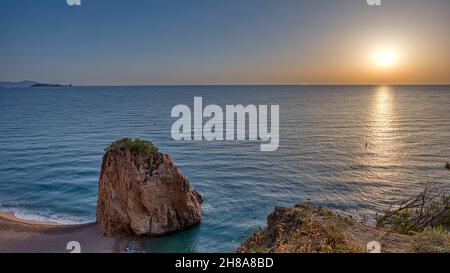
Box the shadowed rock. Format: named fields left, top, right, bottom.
left=96, top=138, right=202, bottom=236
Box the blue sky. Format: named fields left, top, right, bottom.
left=1, top=0, right=449, bottom=85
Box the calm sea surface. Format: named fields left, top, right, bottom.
left=0, top=85, right=449, bottom=252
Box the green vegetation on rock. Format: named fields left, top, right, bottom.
left=105, top=138, right=158, bottom=155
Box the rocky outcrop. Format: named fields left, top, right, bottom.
left=236, top=204, right=420, bottom=253
left=96, top=140, right=202, bottom=236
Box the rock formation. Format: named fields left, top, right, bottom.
left=236, top=204, right=422, bottom=253
left=96, top=138, right=202, bottom=236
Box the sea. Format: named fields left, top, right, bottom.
left=0, top=85, right=449, bottom=252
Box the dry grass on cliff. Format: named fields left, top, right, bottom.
left=236, top=204, right=424, bottom=253
left=237, top=182, right=450, bottom=253
left=412, top=226, right=450, bottom=253
left=236, top=204, right=372, bottom=253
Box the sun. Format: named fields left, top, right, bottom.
left=373, top=48, right=398, bottom=69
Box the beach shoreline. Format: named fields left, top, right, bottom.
left=0, top=211, right=64, bottom=226
left=0, top=211, right=126, bottom=253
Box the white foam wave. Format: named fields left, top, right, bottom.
left=0, top=207, right=93, bottom=225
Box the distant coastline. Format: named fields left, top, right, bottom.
left=0, top=80, right=72, bottom=88
left=30, top=83, right=72, bottom=88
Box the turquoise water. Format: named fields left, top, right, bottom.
left=0, top=85, right=449, bottom=252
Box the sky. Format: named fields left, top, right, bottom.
left=0, top=0, right=449, bottom=85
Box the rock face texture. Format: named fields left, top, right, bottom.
left=236, top=204, right=418, bottom=253
left=96, top=147, right=202, bottom=236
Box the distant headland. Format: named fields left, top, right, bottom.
left=0, top=81, right=72, bottom=88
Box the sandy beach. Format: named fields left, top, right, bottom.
left=0, top=212, right=129, bottom=253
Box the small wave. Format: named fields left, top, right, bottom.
left=0, top=206, right=93, bottom=225
left=202, top=203, right=215, bottom=214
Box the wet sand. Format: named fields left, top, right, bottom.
left=0, top=212, right=128, bottom=253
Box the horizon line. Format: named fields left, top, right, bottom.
left=53, top=83, right=450, bottom=87
left=2, top=80, right=450, bottom=87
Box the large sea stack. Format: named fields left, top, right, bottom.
left=96, top=138, right=202, bottom=236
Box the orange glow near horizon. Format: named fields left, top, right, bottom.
left=269, top=36, right=449, bottom=85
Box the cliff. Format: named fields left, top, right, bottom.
left=96, top=138, right=202, bottom=236
left=236, top=204, right=450, bottom=253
